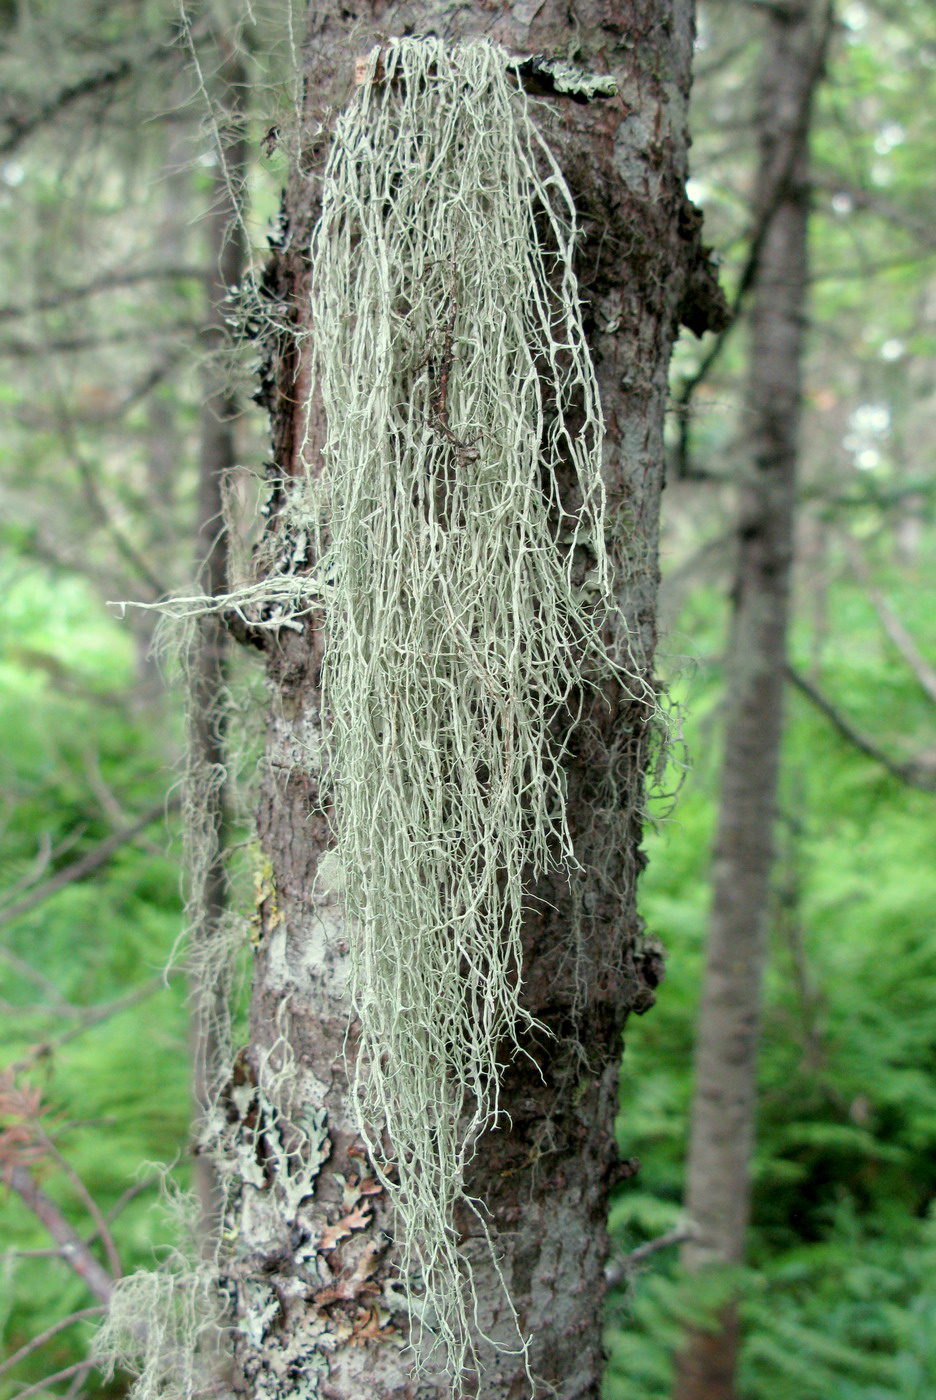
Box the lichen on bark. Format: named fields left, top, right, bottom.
left=303, top=36, right=650, bottom=1370
left=100, top=3, right=714, bottom=1396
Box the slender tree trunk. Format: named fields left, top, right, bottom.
left=673, top=5, right=831, bottom=1398
left=215, top=3, right=722, bottom=1396
left=135, top=123, right=190, bottom=702
left=190, top=44, right=247, bottom=1239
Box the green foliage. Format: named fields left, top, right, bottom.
left=606, top=550, right=936, bottom=1399
left=0, top=561, right=189, bottom=1398
left=2, top=1, right=936, bottom=1398
left=606, top=3, right=936, bottom=1389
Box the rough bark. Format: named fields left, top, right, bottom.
left=218, top=3, right=719, bottom=1397
left=673, top=5, right=831, bottom=1398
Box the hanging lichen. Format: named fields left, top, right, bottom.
left=304, top=36, right=629, bottom=1368
left=107, top=34, right=639, bottom=1386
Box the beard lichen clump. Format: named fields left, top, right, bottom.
left=307, top=36, right=625, bottom=1367
left=100, top=35, right=634, bottom=1389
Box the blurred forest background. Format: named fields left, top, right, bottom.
left=1, top=2, right=935, bottom=1398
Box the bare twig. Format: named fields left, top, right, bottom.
left=810, top=249, right=936, bottom=283
left=0, top=323, right=201, bottom=356
left=605, top=1226, right=696, bottom=1287
left=0, top=22, right=210, bottom=158
left=0, top=1307, right=105, bottom=1381
left=628, top=1225, right=696, bottom=1264
left=813, top=176, right=936, bottom=247
left=6, top=1165, right=114, bottom=1303
left=2, top=1247, right=79, bottom=1259
left=106, top=351, right=192, bottom=424
left=871, top=599, right=936, bottom=707
left=695, top=38, right=756, bottom=83
left=0, top=58, right=136, bottom=157
left=0, top=834, right=53, bottom=906
left=0, top=268, right=208, bottom=322
left=60, top=436, right=167, bottom=600
left=787, top=666, right=936, bottom=791
left=659, top=528, right=736, bottom=597
left=842, top=537, right=936, bottom=707
left=62, top=1364, right=94, bottom=1400
left=102, top=1172, right=161, bottom=1226
left=6, top=1359, right=95, bottom=1400
left=82, top=750, right=167, bottom=855
left=1, top=1175, right=158, bottom=1262
left=0, top=825, right=89, bottom=909
left=0, top=800, right=177, bottom=932
left=0, top=947, right=74, bottom=1008
left=12, top=977, right=172, bottom=1072
left=31, top=1134, right=122, bottom=1280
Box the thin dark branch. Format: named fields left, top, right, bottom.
left=12, top=978, right=173, bottom=1072
left=0, top=947, right=75, bottom=1007
left=786, top=666, right=936, bottom=792
left=62, top=1363, right=94, bottom=1400
left=800, top=478, right=936, bottom=510
left=0, top=834, right=54, bottom=906
left=0, top=800, right=177, bottom=931
left=743, top=0, right=800, bottom=13
left=51, top=404, right=169, bottom=599
left=0, top=56, right=135, bottom=157
left=841, top=537, right=936, bottom=706
left=2, top=1247, right=74, bottom=1259
left=6, top=1165, right=114, bottom=1303
left=0, top=323, right=201, bottom=356
left=102, top=1172, right=161, bottom=1226
left=605, top=1226, right=696, bottom=1286
left=33, top=1133, right=122, bottom=1280
left=810, top=249, right=936, bottom=283
left=660, top=528, right=735, bottom=594
left=0, top=1176, right=158, bottom=1259
left=106, top=351, right=191, bottom=422
left=0, top=827, right=88, bottom=913
left=813, top=175, right=936, bottom=246
left=0, top=22, right=210, bottom=158
left=0, top=268, right=208, bottom=322
left=694, top=38, right=757, bottom=83
left=7, top=1360, right=95, bottom=1400
left=627, top=1225, right=695, bottom=1264
left=0, top=1308, right=105, bottom=1381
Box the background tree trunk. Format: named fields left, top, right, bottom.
left=217, top=3, right=721, bottom=1396
left=190, top=43, right=247, bottom=1241
left=673, top=5, right=831, bottom=1398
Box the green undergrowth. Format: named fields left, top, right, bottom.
left=0, top=562, right=189, bottom=1398
left=605, top=545, right=936, bottom=1399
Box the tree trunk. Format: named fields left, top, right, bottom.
left=190, top=44, right=247, bottom=1240
left=216, top=4, right=720, bottom=1396
left=673, top=5, right=831, bottom=1398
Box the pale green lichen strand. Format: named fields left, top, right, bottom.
left=306, top=36, right=628, bottom=1371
